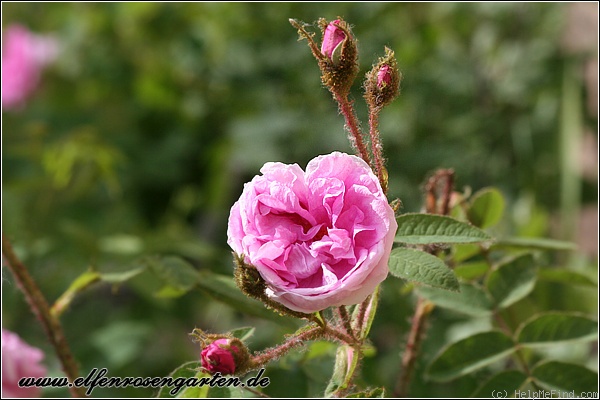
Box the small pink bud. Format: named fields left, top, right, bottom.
left=200, top=339, right=239, bottom=375
left=377, top=65, right=392, bottom=88
left=321, top=19, right=346, bottom=63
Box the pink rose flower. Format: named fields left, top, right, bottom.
left=2, top=329, right=47, bottom=398
left=321, top=19, right=346, bottom=62
left=2, top=24, right=59, bottom=110
left=227, top=152, right=397, bottom=313
left=200, top=339, right=239, bottom=375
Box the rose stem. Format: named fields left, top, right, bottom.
left=2, top=234, right=86, bottom=398
left=368, top=105, right=386, bottom=193
left=394, top=170, right=454, bottom=397
left=336, top=305, right=356, bottom=340
left=333, top=92, right=372, bottom=166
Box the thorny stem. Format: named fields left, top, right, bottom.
left=336, top=305, right=356, bottom=340
left=396, top=170, right=455, bottom=397
left=334, top=92, right=372, bottom=166
left=368, top=105, right=386, bottom=193
left=250, top=323, right=356, bottom=370
left=394, top=297, right=434, bottom=397
left=2, top=234, right=86, bottom=398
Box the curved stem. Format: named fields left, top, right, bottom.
left=2, top=234, right=86, bottom=398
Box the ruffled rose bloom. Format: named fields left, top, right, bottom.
left=200, top=339, right=239, bottom=375
left=2, top=24, right=59, bottom=110
left=2, top=329, right=47, bottom=398
left=228, top=152, right=397, bottom=313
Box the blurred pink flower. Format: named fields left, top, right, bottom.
left=2, top=24, right=58, bottom=110
left=228, top=152, right=397, bottom=313
left=1, top=329, right=47, bottom=398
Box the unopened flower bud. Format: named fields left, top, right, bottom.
left=321, top=19, right=346, bottom=64
left=200, top=338, right=241, bottom=375
left=377, top=65, right=392, bottom=88
left=364, top=47, right=401, bottom=108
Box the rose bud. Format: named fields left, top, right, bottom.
left=364, top=47, right=401, bottom=108
left=200, top=338, right=241, bottom=375
left=321, top=19, right=346, bottom=64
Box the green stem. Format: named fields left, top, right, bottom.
left=2, top=234, right=86, bottom=398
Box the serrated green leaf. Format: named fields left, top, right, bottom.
left=532, top=361, right=598, bottom=395
left=417, top=283, right=493, bottom=317
left=493, top=237, right=577, bottom=251
left=538, top=269, right=597, bottom=287
left=486, top=254, right=537, bottom=309
left=471, top=370, right=528, bottom=398
left=517, top=312, right=598, bottom=346
left=426, top=331, right=516, bottom=382
left=454, top=260, right=489, bottom=281
left=196, top=272, right=299, bottom=328
left=388, top=248, right=459, bottom=291
left=394, top=214, right=492, bottom=244
left=158, top=361, right=206, bottom=398
left=467, top=188, right=505, bottom=229
left=229, top=327, right=255, bottom=342
left=146, top=256, right=200, bottom=292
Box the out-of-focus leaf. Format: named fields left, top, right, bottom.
left=229, top=327, right=255, bottom=342
left=388, top=248, right=459, bottom=291
left=417, top=283, right=493, bottom=316
left=91, top=321, right=152, bottom=370
left=454, top=260, right=489, bottom=281
left=426, top=331, right=515, bottom=382
left=492, top=237, right=577, bottom=251
left=154, top=284, right=188, bottom=298
left=145, top=256, right=200, bottom=292
left=467, top=187, right=505, bottom=229
left=538, top=269, right=597, bottom=287
left=100, top=267, right=146, bottom=283
left=394, top=214, right=492, bottom=244
left=516, top=312, right=598, bottom=346
left=532, top=361, right=598, bottom=395
left=196, top=271, right=299, bottom=328
left=471, top=370, right=528, bottom=398
left=486, top=254, right=537, bottom=309
left=157, top=361, right=207, bottom=398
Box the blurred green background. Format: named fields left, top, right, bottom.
left=2, top=2, right=597, bottom=397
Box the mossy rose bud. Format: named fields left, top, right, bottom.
left=200, top=338, right=241, bottom=375
left=364, top=47, right=401, bottom=108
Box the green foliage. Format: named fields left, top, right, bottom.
left=394, top=214, right=491, bottom=244
left=470, top=370, right=528, bottom=398
left=426, top=331, right=516, bottom=382
left=2, top=2, right=596, bottom=398
left=388, top=248, right=459, bottom=291
left=531, top=361, right=598, bottom=396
